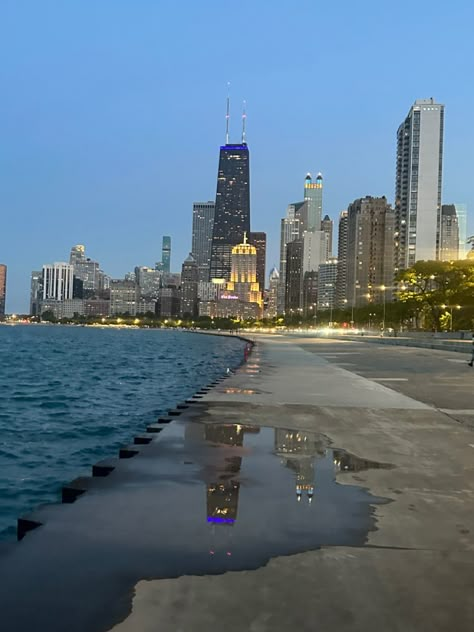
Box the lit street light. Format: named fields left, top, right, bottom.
left=441, top=304, right=461, bottom=332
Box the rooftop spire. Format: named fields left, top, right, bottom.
left=242, top=100, right=247, bottom=144
left=225, top=82, right=230, bottom=144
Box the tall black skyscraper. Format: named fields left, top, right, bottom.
left=210, top=100, right=251, bottom=281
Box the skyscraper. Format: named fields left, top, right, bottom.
left=278, top=202, right=304, bottom=314
left=346, top=196, right=395, bottom=307
left=210, top=103, right=250, bottom=281
left=180, top=254, right=198, bottom=318
left=440, top=205, right=459, bottom=261
left=302, top=173, right=326, bottom=273
left=335, top=211, right=349, bottom=308
left=395, top=98, right=444, bottom=269
left=0, top=264, right=6, bottom=317
left=162, top=236, right=171, bottom=274
left=304, top=173, right=323, bottom=231
left=454, top=204, right=468, bottom=258
left=321, top=214, right=333, bottom=261
left=42, top=263, right=74, bottom=301
left=317, top=258, right=338, bottom=310
left=69, top=244, right=101, bottom=291
left=30, top=270, right=43, bottom=316
left=266, top=267, right=280, bottom=318
left=192, top=201, right=215, bottom=282
left=248, top=231, right=266, bottom=292
left=217, top=234, right=262, bottom=318
left=285, top=240, right=304, bottom=313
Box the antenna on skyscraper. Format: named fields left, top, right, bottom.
left=241, top=100, right=247, bottom=145
left=225, top=82, right=231, bottom=145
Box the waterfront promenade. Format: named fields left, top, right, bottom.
left=0, top=335, right=473, bottom=631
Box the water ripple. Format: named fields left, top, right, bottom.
left=0, top=326, right=245, bottom=538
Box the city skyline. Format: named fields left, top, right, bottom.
left=1, top=1, right=473, bottom=312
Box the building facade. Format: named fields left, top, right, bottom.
left=161, top=236, right=171, bottom=274
left=134, top=266, right=161, bottom=298
left=210, top=143, right=250, bottom=281
left=335, top=211, right=349, bottom=308
left=440, top=205, right=460, bottom=261
left=180, top=253, right=198, bottom=317
left=346, top=197, right=395, bottom=307
left=285, top=240, right=304, bottom=313
left=304, top=173, right=323, bottom=232
left=278, top=203, right=304, bottom=313
left=69, top=245, right=101, bottom=291
left=110, top=280, right=138, bottom=315
left=266, top=267, right=280, bottom=318
left=454, top=204, right=468, bottom=258
left=317, top=258, right=338, bottom=310
left=395, top=98, right=444, bottom=269
left=321, top=214, right=333, bottom=260
left=192, top=201, right=215, bottom=282
left=42, top=263, right=74, bottom=301
left=248, top=231, right=266, bottom=292
left=0, top=264, right=6, bottom=317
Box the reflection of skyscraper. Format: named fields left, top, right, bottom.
left=275, top=429, right=326, bottom=503
left=204, top=424, right=259, bottom=525
left=210, top=104, right=251, bottom=281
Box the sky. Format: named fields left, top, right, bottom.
left=1, top=0, right=473, bottom=313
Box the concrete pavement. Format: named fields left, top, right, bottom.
left=108, top=335, right=474, bottom=632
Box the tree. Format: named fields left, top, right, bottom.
left=397, top=260, right=474, bottom=330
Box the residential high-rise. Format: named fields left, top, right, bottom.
left=304, top=173, right=323, bottom=231
left=285, top=240, right=304, bottom=313
left=134, top=266, right=161, bottom=298
left=346, top=196, right=395, bottom=307
left=42, top=263, right=74, bottom=301
left=110, top=280, right=138, bottom=315
left=266, top=267, right=280, bottom=318
left=336, top=211, right=349, bottom=308
left=0, top=264, right=6, bottom=317
left=278, top=203, right=304, bottom=313
left=395, top=98, right=444, bottom=269
left=162, top=236, right=171, bottom=274
left=454, top=204, right=468, bottom=258
left=249, top=231, right=266, bottom=292
left=440, top=205, right=459, bottom=261
left=69, top=244, right=100, bottom=292
left=192, top=201, right=215, bottom=282
left=321, top=214, right=333, bottom=260
left=30, top=270, right=43, bottom=316
left=210, top=106, right=250, bottom=281
left=317, top=258, right=338, bottom=310
left=180, top=254, right=198, bottom=318
left=302, top=173, right=325, bottom=274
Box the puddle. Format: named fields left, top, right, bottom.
left=0, top=420, right=394, bottom=632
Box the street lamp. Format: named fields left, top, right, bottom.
left=380, top=285, right=386, bottom=331
left=441, top=304, right=461, bottom=332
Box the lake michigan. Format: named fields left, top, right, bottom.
left=0, top=325, right=245, bottom=538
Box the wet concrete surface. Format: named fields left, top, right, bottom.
left=2, top=335, right=474, bottom=632
left=0, top=415, right=390, bottom=632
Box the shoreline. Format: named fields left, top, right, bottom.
left=0, top=335, right=473, bottom=631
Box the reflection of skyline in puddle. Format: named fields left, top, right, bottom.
left=191, top=422, right=391, bottom=562
left=223, top=388, right=257, bottom=395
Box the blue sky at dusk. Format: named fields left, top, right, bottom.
left=1, top=0, right=473, bottom=312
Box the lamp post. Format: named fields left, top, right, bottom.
left=380, top=285, right=386, bottom=331
left=441, top=304, right=461, bottom=332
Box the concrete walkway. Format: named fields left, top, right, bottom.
left=108, top=335, right=474, bottom=632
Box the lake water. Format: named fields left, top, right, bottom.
left=0, top=325, right=245, bottom=538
